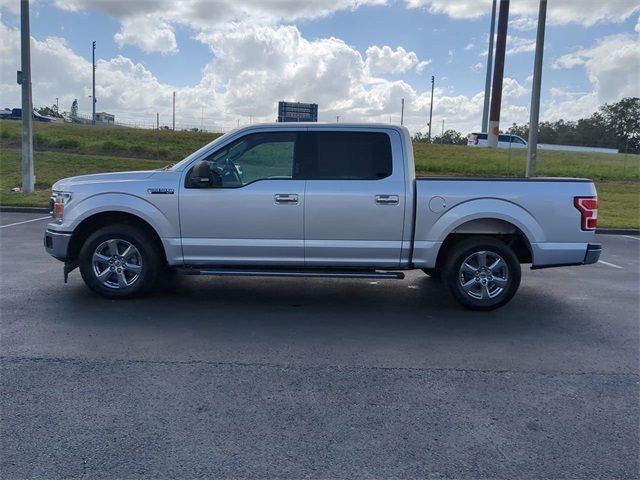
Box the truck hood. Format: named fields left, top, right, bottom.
left=52, top=170, right=157, bottom=191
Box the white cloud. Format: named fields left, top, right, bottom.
left=364, top=45, right=429, bottom=75
left=0, top=0, right=19, bottom=15
left=470, top=62, right=483, bottom=72
left=506, top=35, right=536, bottom=55
left=635, top=15, right=640, bottom=33
left=511, top=16, right=537, bottom=31
left=53, top=0, right=388, bottom=54
left=0, top=17, right=531, bottom=134
left=552, top=34, right=640, bottom=102
left=546, top=33, right=640, bottom=121
left=113, top=15, right=178, bottom=54
left=464, top=42, right=475, bottom=51
left=405, top=0, right=640, bottom=27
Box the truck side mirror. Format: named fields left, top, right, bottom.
left=189, top=161, right=222, bottom=188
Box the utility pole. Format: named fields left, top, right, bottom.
left=428, top=75, right=435, bottom=142
left=482, top=0, right=497, bottom=133
left=441, top=119, right=445, bottom=142
left=92, top=40, right=96, bottom=125
left=336, top=116, right=340, bottom=123
left=56, top=97, right=59, bottom=113
left=20, top=0, right=34, bottom=193
left=172, top=91, right=176, bottom=131
left=526, top=0, right=547, bottom=177
left=400, top=98, right=405, bottom=126
left=488, top=0, right=509, bottom=147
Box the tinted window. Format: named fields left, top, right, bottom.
left=498, top=134, right=510, bottom=143
left=514, top=137, right=526, bottom=145
left=304, top=132, right=392, bottom=180
left=201, top=132, right=297, bottom=187
left=477, top=133, right=488, bottom=140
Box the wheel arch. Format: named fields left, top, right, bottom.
left=68, top=211, right=167, bottom=265
left=433, top=218, right=533, bottom=273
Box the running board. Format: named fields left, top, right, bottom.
left=176, top=267, right=405, bottom=280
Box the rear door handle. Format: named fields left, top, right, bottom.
left=274, top=194, right=299, bottom=204
left=375, top=195, right=399, bottom=205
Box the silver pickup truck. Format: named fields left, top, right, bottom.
left=45, top=123, right=601, bottom=310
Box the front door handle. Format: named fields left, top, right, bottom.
left=275, top=194, right=299, bottom=204
left=375, top=195, right=399, bottom=205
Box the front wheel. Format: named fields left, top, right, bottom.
left=79, top=224, right=161, bottom=299
left=442, top=236, right=521, bottom=311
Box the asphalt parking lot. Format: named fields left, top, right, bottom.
left=1, top=211, right=639, bottom=479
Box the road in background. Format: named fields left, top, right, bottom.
left=1, top=213, right=638, bottom=479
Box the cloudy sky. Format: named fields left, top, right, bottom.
left=0, top=0, right=638, bottom=134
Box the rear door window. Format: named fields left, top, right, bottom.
left=302, top=132, right=392, bottom=180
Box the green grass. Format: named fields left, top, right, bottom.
left=0, top=149, right=165, bottom=207
left=413, top=143, right=640, bottom=181
left=0, top=120, right=221, bottom=161
left=595, top=182, right=640, bottom=229
left=1, top=121, right=638, bottom=228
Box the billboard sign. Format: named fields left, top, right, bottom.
left=277, top=101, right=318, bottom=122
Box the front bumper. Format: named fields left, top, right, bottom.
left=583, top=242, right=601, bottom=265
left=44, top=229, right=72, bottom=261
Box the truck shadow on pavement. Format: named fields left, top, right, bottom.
left=59, top=272, right=575, bottom=338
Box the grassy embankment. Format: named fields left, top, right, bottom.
left=1, top=120, right=638, bottom=228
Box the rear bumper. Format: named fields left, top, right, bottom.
left=531, top=242, right=601, bottom=270
left=583, top=243, right=601, bottom=265
left=44, top=229, right=71, bottom=261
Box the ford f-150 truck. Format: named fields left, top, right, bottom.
left=44, top=123, right=601, bottom=310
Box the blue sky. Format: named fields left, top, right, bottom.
left=1, top=0, right=638, bottom=133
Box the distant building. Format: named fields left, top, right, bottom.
left=95, top=112, right=115, bottom=124
left=277, top=101, right=318, bottom=122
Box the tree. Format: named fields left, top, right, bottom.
left=433, top=129, right=467, bottom=145
left=70, top=99, right=78, bottom=118
left=35, top=105, right=63, bottom=118
left=600, top=97, right=640, bottom=153
left=503, top=97, right=638, bottom=153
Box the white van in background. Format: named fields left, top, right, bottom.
left=468, top=133, right=528, bottom=149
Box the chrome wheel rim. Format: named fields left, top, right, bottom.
left=458, top=250, right=508, bottom=300
left=92, top=239, right=142, bottom=289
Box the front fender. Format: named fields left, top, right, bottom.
left=54, top=193, right=179, bottom=239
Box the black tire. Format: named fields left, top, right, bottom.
left=442, top=236, right=521, bottom=311
left=421, top=268, right=441, bottom=281
left=79, top=224, right=161, bottom=299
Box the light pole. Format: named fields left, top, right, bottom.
left=482, top=0, right=497, bottom=133
left=400, top=98, right=405, bottom=126
left=92, top=40, right=96, bottom=125
left=488, top=0, right=509, bottom=147
left=428, top=75, right=435, bottom=142
left=526, top=0, right=547, bottom=177
left=20, top=0, right=34, bottom=193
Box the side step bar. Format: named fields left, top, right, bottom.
left=176, top=267, right=405, bottom=280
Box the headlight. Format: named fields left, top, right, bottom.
left=51, top=191, right=72, bottom=222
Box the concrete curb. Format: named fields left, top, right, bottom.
left=1, top=206, right=638, bottom=235
left=1, top=206, right=49, bottom=214
left=596, top=228, right=640, bottom=236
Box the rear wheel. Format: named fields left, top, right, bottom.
left=442, top=236, right=520, bottom=311
left=79, top=224, right=161, bottom=298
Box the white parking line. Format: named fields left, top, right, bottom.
left=598, top=260, right=623, bottom=269
left=623, top=235, right=640, bottom=241
left=0, top=216, right=51, bottom=229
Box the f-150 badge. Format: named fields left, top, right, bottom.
left=147, top=188, right=174, bottom=194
